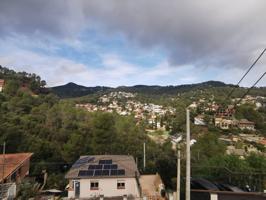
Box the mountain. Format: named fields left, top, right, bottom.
left=50, top=81, right=236, bottom=98
left=50, top=82, right=111, bottom=98
left=115, top=81, right=234, bottom=95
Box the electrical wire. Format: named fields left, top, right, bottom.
left=226, top=48, right=266, bottom=100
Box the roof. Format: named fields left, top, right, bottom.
left=65, top=155, right=139, bottom=179
left=259, top=139, right=266, bottom=146
left=0, top=153, right=33, bottom=182
left=0, top=79, right=4, bottom=86
left=238, top=119, right=255, bottom=125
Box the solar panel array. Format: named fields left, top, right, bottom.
left=78, top=169, right=125, bottom=177
left=78, top=159, right=125, bottom=177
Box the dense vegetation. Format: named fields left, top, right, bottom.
left=51, top=80, right=233, bottom=98
left=1, top=66, right=266, bottom=195
left=51, top=82, right=111, bottom=98
left=0, top=66, right=175, bottom=190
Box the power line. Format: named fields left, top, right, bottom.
left=226, top=48, right=266, bottom=100
left=234, top=71, right=266, bottom=106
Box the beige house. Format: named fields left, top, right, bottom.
left=237, top=119, right=255, bottom=131
left=65, top=155, right=141, bottom=199
left=215, top=118, right=234, bottom=130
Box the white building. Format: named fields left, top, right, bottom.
left=65, top=155, right=141, bottom=199
left=194, top=115, right=206, bottom=126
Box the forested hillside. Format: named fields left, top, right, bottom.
left=1, top=66, right=266, bottom=193
left=51, top=82, right=111, bottom=98
left=0, top=66, right=175, bottom=189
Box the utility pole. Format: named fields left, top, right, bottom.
left=143, top=142, right=146, bottom=171
left=176, top=143, right=181, bottom=200
left=186, top=109, right=191, bottom=200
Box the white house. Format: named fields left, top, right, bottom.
left=65, top=155, right=141, bottom=199
left=194, top=115, right=206, bottom=126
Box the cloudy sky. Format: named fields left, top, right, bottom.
left=0, top=0, right=266, bottom=87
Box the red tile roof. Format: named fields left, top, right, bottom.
left=259, top=139, right=266, bottom=146
left=0, top=153, right=33, bottom=182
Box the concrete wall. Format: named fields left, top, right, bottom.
left=68, top=177, right=140, bottom=199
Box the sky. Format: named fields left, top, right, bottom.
left=0, top=0, right=266, bottom=87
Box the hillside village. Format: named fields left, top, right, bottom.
left=189, top=95, right=266, bottom=157
left=74, top=89, right=266, bottom=160
left=76, top=91, right=176, bottom=131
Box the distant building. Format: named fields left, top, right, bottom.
left=188, top=102, right=197, bottom=109
left=194, top=115, right=206, bottom=126
left=216, top=106, right=235, bottom=118
left=0, top=79, right=5, bottom=92
left=215, top=118, right=234, bottom=130
left=237, top=119, right=255, bottom=131
left=259, top=139, right=266, bottom=147
left=65, top=155, right=141, bottom=199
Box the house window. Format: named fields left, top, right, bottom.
left=90, top=181, right=99, bottom=190
left=117, top=180, right=125, bottom=189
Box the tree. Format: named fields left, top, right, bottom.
left=91, top=113, right=117, bottom=154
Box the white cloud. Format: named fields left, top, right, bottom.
left=0, top=46, right=206, bottom=87
left=0, top=0, right=266, bottom=86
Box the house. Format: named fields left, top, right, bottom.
left=259, top=139, right=266, bottom=147
left=0, top=79, right=5, bottom=92
left=188, top=102, right=197, bottom=109
left=215, top=118, right=234, bottom=130
left=216, top=106, right=235, bottom=118
left=65, top=155, right=141, bottom=199
left=0, top=153, right=33, bottom=199
left=0, top=153, right=33, bottom=184
left=237, top=119, right=255, bottom=131
left=194, top=115, right=206, bottom=126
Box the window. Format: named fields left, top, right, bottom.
left=117, top=180, right=125, bottom=189
left=90, top=181, right=99, bottom=190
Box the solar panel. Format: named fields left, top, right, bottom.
left=95, top=165, right=103, bottom=169
left=78, top=170, right=94, bottom=176
left=94, top=170, right=103, bottom=176
left=110, top=169, right=118, bottom=175
left=117, top=169, right=125, bottom=175
left=73, top=156, right=95, bottom=168
left=102, top=170, right=110, bottom=176
left=99, top=159, right=112, bottom=164
left=110, top=164, right=118, bottom=169
left=88, top=165, right=96, bottom=170
left=103, top=165, right=111, bottom=169
left=87, top=157, right=95, bottom=163
left=103, top=164, right=117, bottom=169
